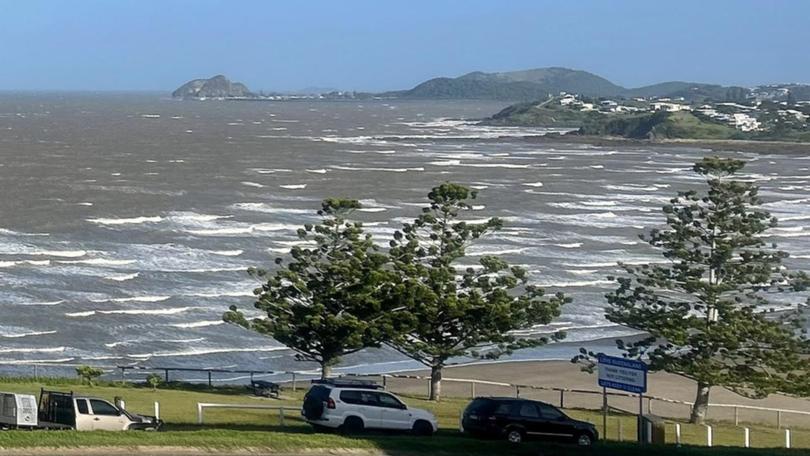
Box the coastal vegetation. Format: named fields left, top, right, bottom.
left=585, top=157, right=810, bottom=424
left=223, top=199, right=410, bottom=379
left=386, top=183, right=569, bottom=401
left=484, top=94, right=810, bottom=142
left=225, top=184, right=568, bottom=399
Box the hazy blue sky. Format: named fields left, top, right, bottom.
left=1, top=0, right=808, bottom=91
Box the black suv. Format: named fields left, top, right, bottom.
left=462, top=397, right=598, bottom=446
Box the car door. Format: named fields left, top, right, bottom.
left=375, top=392, right=410, bottom=430
left=536, top=403, right=575, bottom=441
left=339, top=390, right=381, bottom=428
left=88, top=399, right=127, bottom=431
left=73, top=398, right=93, bottom=430
left=514, top=402, right=544, bottom=438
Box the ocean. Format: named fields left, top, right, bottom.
left=1, top=93, right=808, bottom=383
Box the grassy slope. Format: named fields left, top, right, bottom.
left=0, top=379, right=806, bottom=454
left=652, top=112, right=739, bottom=140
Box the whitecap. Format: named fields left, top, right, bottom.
left=31, top=250, right=87, bottom=258
left=169, top=320, right=224, bottom=329
left=59, top=258, right=136, bottom=266
left=306, top=169, right=327, bottom=174
left=87, top=216, right=163, bottom=225
left=209, top=250, right=243, bottom=256
left=65, top=311, right=96, bottom=317
left=523, top=182, right=544, bottom=188
left=280, top=184, right=307, bottom=189
left=103, top=272, right=139, bottom=282
left=241, top=181, right=265, bottom=188
left=552, top=243, right=582, bottom=248
left=99, top=307, right=195, bottom=316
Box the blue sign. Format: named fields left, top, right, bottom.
left=597, top=354, right=648, bottom=394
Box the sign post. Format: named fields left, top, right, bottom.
left=597, top=354, right=648, bottom=443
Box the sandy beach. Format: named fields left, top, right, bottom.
left=377, top=360, right=810, bottom=428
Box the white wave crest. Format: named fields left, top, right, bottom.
left=169, top=320, right=224, bottom=329
left=87, top=216, right=163, bottom=225
left=103, top=272, right=140, bottom=282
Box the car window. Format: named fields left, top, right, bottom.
left=306, top=385, right=331, bottom=402
left=518, top=403, right=540, bottom=418
left=494, top=402, right=513, bottom=415
left=89, top=399, right=119, bottom=416
left=538, top=404, right=565, bottom=420
left=340, top=390, right=363, bottom=405
left=465, top=398, right=495, bottom=414
left=339, top=390, right=378, bottom=406
left=376, top=393, right=404, bottom=409
left=76, top=399, right=89, bottom=415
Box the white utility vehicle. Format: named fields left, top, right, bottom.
left=38, top=389, right=162, bottom=431
left=302, top=379, right=437, bottom=436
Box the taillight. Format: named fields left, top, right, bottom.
left=326, top=398, right=336, bottom=409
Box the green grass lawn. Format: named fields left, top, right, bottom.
left=0, top=378, right=806, bottom=454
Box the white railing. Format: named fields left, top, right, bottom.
left=196, top=403, right=300, bottom=425
left=339, top=372, right=810, bottom=428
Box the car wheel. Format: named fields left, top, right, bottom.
left=412, top=420, right=434, bottom=437
left=505, top=428, right=524, bottom=444
left=576, top=432, right=594, bottom=447
left=341, top=416, right=364, bottom=435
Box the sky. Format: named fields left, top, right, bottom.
left=1, top=0, right=809, bottom=92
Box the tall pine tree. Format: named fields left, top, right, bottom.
left=387, top=183, right=569, bottom=401
left=605, top=157, right=809, bottom=423
left=224, top=198, right=409, bottom=379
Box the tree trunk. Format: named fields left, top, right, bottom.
left=429, top=365, right=442, bottom=401
left=321, top=363, right=332, bottom=380
left=690, top=382, right=711, bottom=424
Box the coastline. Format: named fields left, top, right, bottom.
left=519, top=133, right=810, bottom=154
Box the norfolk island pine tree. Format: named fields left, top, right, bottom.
left=591, top=157, right=810, bottom=424
left=224, top=198, right=412, bottom=379
left=386, top=183, right=570, bottom=401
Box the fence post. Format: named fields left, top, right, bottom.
left=560, top=390, right=565, bottom=408
left=744, top=427, right=750, bottom=448
left=470, top=381, right=475, bottom=399
left=34, top=364, right=38, bottom=380
left=382, top=375, right=387, bottom=390
left=706, top=425, right=713, bottom=447
left=292, top=372, right=297, bottom=392
left=515, top=385, right=520, bottom=398
left=618, top=418, right=623, bottom=442
left=785, top=429, right=791, bottom=449
left=197, top=403, right=203, bottom=425
left=154, top=402, right=160, bottom=420
left=777, top=410, right=782, bottom=429
left=164, top=369, right=169, bottom=383
left=734, top=406, right=739, bottom=426
left=120, top=367, right=125, bottom=384
left=279, top=408, right=286, bottom=426
left=647, top=397, right=652, bottom=414
left=208, top=371, right=212, bottom=387
left=675, top=423, right=681, bottom=446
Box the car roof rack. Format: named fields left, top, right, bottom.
left=310, top=378, right=384, bottom=389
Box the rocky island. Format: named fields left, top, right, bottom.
left=172, top=75, right=254, bottom=99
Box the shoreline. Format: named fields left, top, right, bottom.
left=519, top=133, right=810, bottom=154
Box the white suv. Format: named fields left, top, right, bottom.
left=302, top=380, right=437, bottom=436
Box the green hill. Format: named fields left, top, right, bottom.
left=485, top=99, right=601, bottom=127
left=389, top=67, right=752, bottom=102
left=579, top=111, right=740, bottom=140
